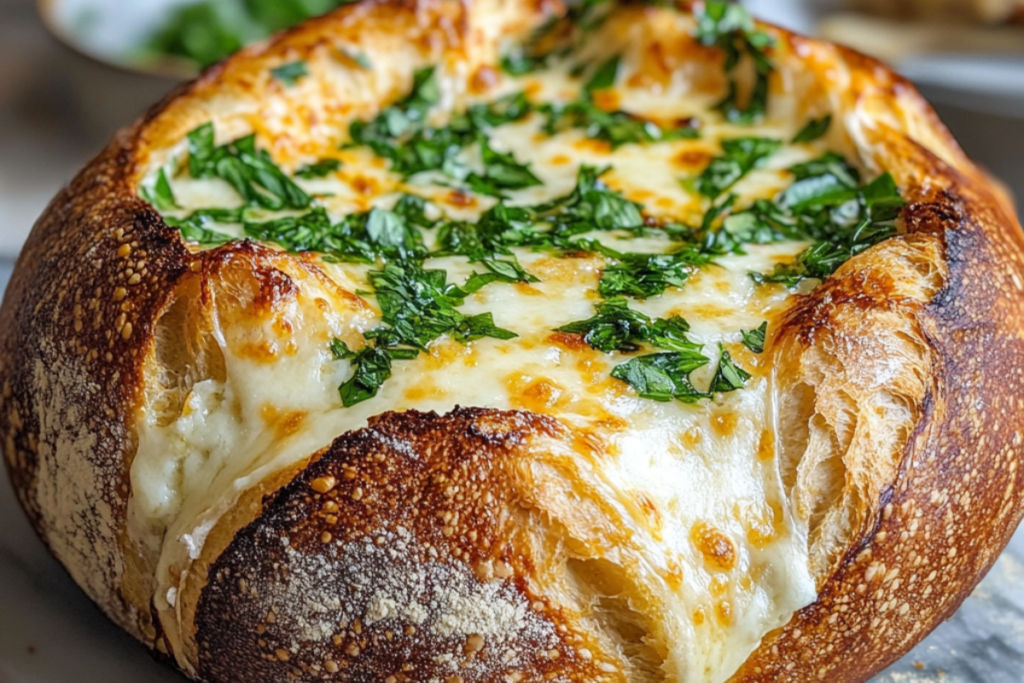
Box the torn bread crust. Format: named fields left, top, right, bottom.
left=2, top=1, right=1024, bottom=682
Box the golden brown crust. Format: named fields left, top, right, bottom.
left=731, top=128, right=1024, bottom=682
left=194, top=407, right=613, bottom=683
left=3, top=1, right=1024, bottom=682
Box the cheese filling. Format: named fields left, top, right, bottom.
left=130, top=10, right=891, bottom=680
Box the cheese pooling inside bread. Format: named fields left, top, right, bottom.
left=132, top=7, right=903, bottom=681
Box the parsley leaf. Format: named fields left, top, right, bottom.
left=271, top=60, right=308, bottom=86
left=166, top=208, right=237, bottom=245
left=335, top=343, right=397, bottom=407
left=753, top=169, right=904, bottom=285
left=599, top=250, right=710, bottom=299
left=612, top=352, right=710, bottom=403
left=710, top=345, right=752, bottom=392
left=331, top=261, right=518, bottom=405
left=792, top=114, right=832, bottom=143
left=695, top=1, right=775, bottom=125
left=349, top=69, right=535, bottom=184
left=697, top=137, right=782, bottom=199
left=741, top=321, right=767, bottom=353
left=539, top=52, right=699, bottom=148
left=464, top=137, right=544, bottom=197
left=560, top=299, right=752, bottom=403
left=584, top=54, right=621, bottom=92
left=294, top=158, right=341, bottom=179
left=141, top=168, right=180, bottom=212
left=498, top=0, right=613, bottom=76
left=243, top=204, right=426, bottom=263
left=186, top=123, right=312, bottom=211
left=556, top=298, right=653, bottom=352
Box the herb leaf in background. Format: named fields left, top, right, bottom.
left=294, top=158, right=342, bottom=179
left=792, top=114, right=832, bottom=143
left=271, top=60, right=308, bottom=86
left=146, top=0, right=359, bottom=69
left=348, top=72, right=536, bottom=184
left=694, top=0, right=775, bottom=125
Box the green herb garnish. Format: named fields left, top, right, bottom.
left=333, top=262, right=518, bottom=405
left=696, top=137, right=782, bottom=199
left=186, top=122, right=312, bottom=211
left=792, top=114, right=832, bottom=143
left=741, top=321, right=767, bottom=353
left=752, top=168, right=903, bottom=285
left=709, top=345, right=751, bottom=392
left=695, top=0, right=775, bottom=125
left=294, top=158, right=342, bottom=179
left=540, top=52, right=699, bottom=147
left=271, top=60, right=308, bottom=86
left=598, top=249, right=711, bottom=299
left=348, top=74, right=535, bottom=186
left=612, top=351, right=711, bottom=403
left=141, top=168, right=180, bottom=212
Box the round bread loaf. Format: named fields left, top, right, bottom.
left=4, top=1, right=1024, bottom=682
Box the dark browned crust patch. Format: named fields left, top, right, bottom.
left=195, top=408, right=610, bottom=683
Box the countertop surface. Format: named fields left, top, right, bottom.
left=3, top=1, right=1024, bottom=681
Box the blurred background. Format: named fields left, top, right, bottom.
left=1, top=1, right=1024, bottom=682
left=1, top=0, right=1023, bottom=256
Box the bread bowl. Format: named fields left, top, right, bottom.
left=4, top=1, right=1024, bottom=681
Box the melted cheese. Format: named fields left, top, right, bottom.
left=133, top=29, right=842, bottom=683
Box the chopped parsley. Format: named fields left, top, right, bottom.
left=558, top=299, right=752, bottom=402
left=294, top=158, right=342, bottom=179
left=141, top=168, right=180, bottom=212
left=166, top=209, right=236, bottom=245
left=612, top=352, right=711, bottom=403
left=752, top=160, right=904, bottom=285
left=741, top=321, right=767, bottom=353
left=498, top=0, right=613, bottom=76
left=338, top=48, right=372, bottom=70
left=696, top=137, right=782, bottom=199
left=334, top=262, right=517, bottom=405
left=709, top=345, right=751, bottom=392
left=556, top=298, right=657, bottom=353
left=695, top=0, right=775, bottom=125
left=348, top=70, right=535, bottom=185
left=792, top=115, right=832, bottom=143
left=598, top=249, right=711, bottom=299
left=186, top=122, right=312, bottom=211
left=243, top=204, right=427, bottom=263
left=271, top=60, right=308, bottom=86
left=540, top=53, right=699, bottom=148
left=464, top=138, right=543, bottom=198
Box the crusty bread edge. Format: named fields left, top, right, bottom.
left=1, top=2, right=1023, bottom=681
